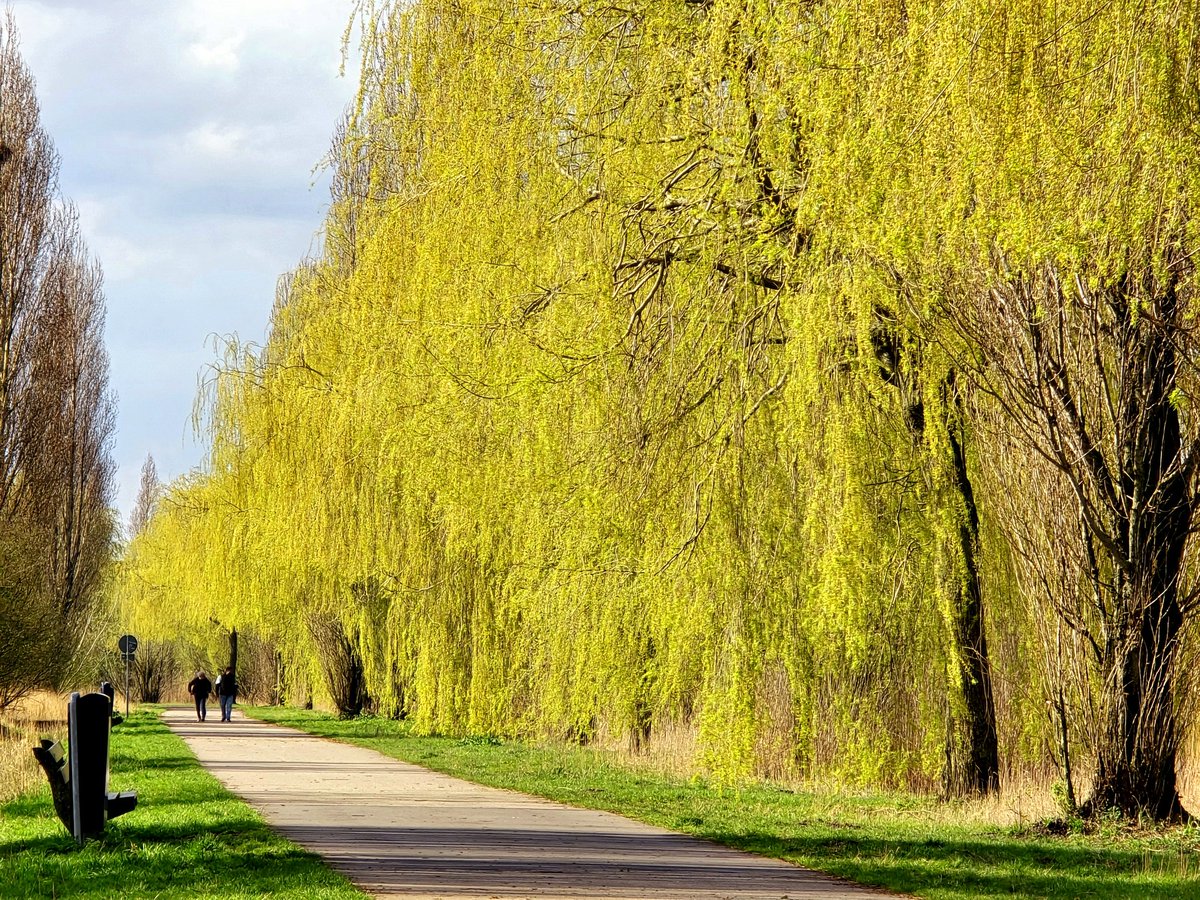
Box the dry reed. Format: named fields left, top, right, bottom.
left=0, top=690, right=68, bottom=803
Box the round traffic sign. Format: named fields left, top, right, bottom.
left=118, top=634, right=138, bottom=656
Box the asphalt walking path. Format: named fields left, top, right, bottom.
left=162, top=706, right=895, bottom=900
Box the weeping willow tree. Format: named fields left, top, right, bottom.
left=794, top=0, right=1200, bottom=818
left=120, top=0, right=1200, bottom=818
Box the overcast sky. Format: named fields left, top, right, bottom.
left=9, top=1, right=359, bottom=530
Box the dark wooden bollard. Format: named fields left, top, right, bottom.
left=31, top=691, right=137, bottom=842
left=31, top=739, right=73, bottom=830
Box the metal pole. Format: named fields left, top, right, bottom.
left=124, top=654, right=130, bottom=717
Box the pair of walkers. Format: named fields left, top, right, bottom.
left=187, top=667, right=237, bottom=722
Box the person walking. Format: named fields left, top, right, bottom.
left=187, top=670, right=213, bottom=722
left=215, top=666, right=237, bottom=722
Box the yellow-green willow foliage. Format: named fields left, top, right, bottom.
left=794, top=0, right=1200, bottom=816
left=121, top=0, right=1200, bottom=809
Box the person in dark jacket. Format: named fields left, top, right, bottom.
left=215, top=666, right=237, bottom=722
left=187, top=670, right=212, bottom=722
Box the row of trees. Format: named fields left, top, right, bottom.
left=0, top=17, right=117, bottom=709
left=122, top=0, right=1200, bottom=819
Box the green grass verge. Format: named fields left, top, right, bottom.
left=246, top=706, right=1200, bottom=900
left=0, top=709, right=363, bottom=899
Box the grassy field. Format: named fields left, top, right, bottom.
left=247, top=706, right=1200, bottom=900
left=0, top=709, right=363, bottom=899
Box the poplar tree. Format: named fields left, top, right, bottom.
left=129, top=454, right=159, bottom=538
left=0, top=15, right=116, bottom=703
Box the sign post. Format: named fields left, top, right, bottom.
left=117, top=635, right=138, bottom=717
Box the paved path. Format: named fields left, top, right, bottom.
left=162, top=707, right=894, bottom=900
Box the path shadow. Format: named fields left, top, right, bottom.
left=272, top=824, right=888, bottom=898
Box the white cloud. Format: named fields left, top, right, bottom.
left=182, top=121, right=247, bottom=160
left=186, top=32, right=244, bottom=73
left=8, top=0, right=359, bottom=521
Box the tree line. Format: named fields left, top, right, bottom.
left=0, top=16, right=117, bottom=710
left=121, top=0, right=1200, bottom=820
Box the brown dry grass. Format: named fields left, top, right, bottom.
left=598, top=714, right=1069, bottom=829
left=617, top=717, right=701, bottom=780
left=577, top=700, right=1200, bottom=829
left=0, top=690, right=68, bottom=803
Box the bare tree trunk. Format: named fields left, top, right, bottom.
left=1084, top=294, right=1189, bottom=819
left=959, top=260, right=1195, bottom=821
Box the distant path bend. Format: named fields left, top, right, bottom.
left=162, top=707, right=895, bottom=900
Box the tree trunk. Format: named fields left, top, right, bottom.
left=1084, top=354, right=1189, bottom=819
left=1085, top=553, right=1187, bottom=819
left=1087, top=627, right=1184, bottom=819
left=307, top=613, right=369, bottom=717
left=870, top=316, right=999, bottom=796
left=946, top=423, right=1000, bottom=795
left=971, top=263, right=1198, bottom=821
